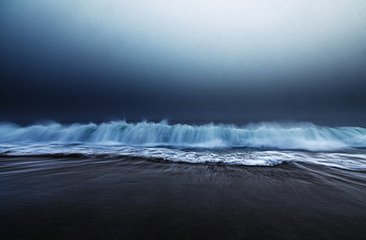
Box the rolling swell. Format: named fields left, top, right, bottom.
left=0, top=121, right=365, bottom=151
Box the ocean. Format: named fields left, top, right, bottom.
left=1, top=120, right=366, bottom=170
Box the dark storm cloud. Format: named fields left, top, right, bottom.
left=1, top=0, right=366, bottom=125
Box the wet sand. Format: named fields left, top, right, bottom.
left=1, top=156, right=366, bottom=240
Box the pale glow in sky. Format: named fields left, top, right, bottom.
left=60, top=0, right=366, bottom=69
left=5, top=0, right=366, bottom=78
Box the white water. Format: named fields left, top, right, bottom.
left=1, top=121, right=366, bottom=170
left=0, top=121, right=365, bottom=151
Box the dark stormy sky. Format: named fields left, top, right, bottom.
left=1, top=0, right=366, bottom=125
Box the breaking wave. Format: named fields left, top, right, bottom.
left=1, top=121, right=366, bottom=170
left=0, top=121, right=366, bottom=151
left=0, top=120, right=365, bottom=151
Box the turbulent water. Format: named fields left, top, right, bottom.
left=1, top=121, right=366, bottom=170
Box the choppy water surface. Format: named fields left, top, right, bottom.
left=1, top=121, right=366, bottom=170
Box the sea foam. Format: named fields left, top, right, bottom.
left=0, top=121, right=365, bottom=151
